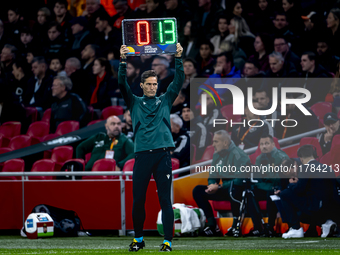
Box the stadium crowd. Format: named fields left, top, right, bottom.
left=0, top=0, right=340, bottom=238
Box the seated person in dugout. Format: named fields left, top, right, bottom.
left=76, top=115, right=134, bottom=171
left=192, top=130, right=250, bottom=237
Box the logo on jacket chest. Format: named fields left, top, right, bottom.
left=95, top=140, right=104, bottom=148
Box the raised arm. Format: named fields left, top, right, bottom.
left=118, top=45, right=135, bottom=110
left=166, top=43, right=185, bottom=104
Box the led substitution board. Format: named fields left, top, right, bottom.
left=122, top=18, right=178, bottom=55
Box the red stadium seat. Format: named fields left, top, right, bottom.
left=171, top=158, right=180, bottom=178
left=51, top=146, right=74, bottom=172
left=87, top=120, right=103, bottom=126
left=249, top=137, right=280, bottom=164
left=321, top=135, right=340, bottom=177
left=220, top=105, right=243, bottom=131
left=27, top=121, right=50, bottom=144
left=25, top=107, right=38, bottom=124
left=0, top=134, right=10, bottom=148
left=194, top=145, right=215, bottom=164
left=42, top=133, right=59, bottom=142
left=0, top=159, right=25, bottom=180
left=8, top=135, right=32, bottom=150
left=122, top=158, right=135, bottom=179
left=63, top=159, right=85, bottom=172
left=85, top=153, right=91, bottom=164
left=41, top=108, right=51, bottom=122
left=55, top=121, right=79, bottom=136
left=82, top=159, right=117, bottom=180
left=212, top=201, right=231, bottom=211
left=0, top=122, right=21, bottom=147
left=0, top=147, right=13, bottom=154
left=29, top=159, right=55, bottom=180
left=310, top=102, right=332, bottom=128
left=101, top=106, right=124, bottom=120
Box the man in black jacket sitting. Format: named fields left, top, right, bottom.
left=50, top=75, right=88, bottom=133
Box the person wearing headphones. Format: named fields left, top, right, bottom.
left=277, top=145, right=337, bottom=239
left=50, top=75, right=89, bottom=133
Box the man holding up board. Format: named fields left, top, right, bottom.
left=119, top=42, right=184, bottom=251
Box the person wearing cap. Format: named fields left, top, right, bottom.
left=170, top=114, right=190, bottom=168
left=318, top=112, right=340, bottom=155
left=70, top=16, right=93, bottom=59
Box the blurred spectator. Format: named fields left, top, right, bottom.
left=44, top=22, right=68, bottom=62
left=181, top=102, right=192, bottom=131
left=273, top=12, right=294, bottom=37
left=327, top=63, right=340, bottom=103
left=318, top=112, right=340, bottom=155
left=282, top=0, right=304, bottom=35
left=5, top=7, right=25, bottom=45
left=126, top=59, right=142, bottom=96
left=181, top=20, right=200, bottom=59
left=64, top=57, right=91, bottom=103
left=0, top=44, right=17, bottom=83
left=316, top=37, right=340, bottom=74
left=90, top=57, right=119, bottom=110
left=112, top=0, right=135, bottom=30
left=254, top=89, right=270, bottom=110
left=274, top=35, right=300, bottom=71
left=33, top=7, right=51, bottom=45
left=0, top=20, right=9, bottom=51
left=94, top=12, right=121, bottom=54
left=83, top=0, right=110, bottom=32
left=165, top=0, right=193, bottom=40
left=226, top=1, right=243, bottom=18
left=49, top=57, right=66, bottom=76
left=53, top=0, right=73, bottom=43
left=266, top=51, right=297, bottom=78
left=171, top=89, right=187, bottom=115
left=135, top=0, right=166, bottom=18
left=22, top=57, right=53, bottom=110
left=81, top=44, right=98, bottom=76
left=300, top=12, right=325, bottom=53
left=194, top=0, right=222, bottom=38
left=121, top=109, right=134, bottom=140
left=11, top=58, right=29, bottom=103
left=210, top=16, right=229, bottom=55
left=231, top=101, right=274, bottom=149
left=326, top=8, right=340, bottom=57
left=17, top=28, right=35, bottom=59
left=226, top=16, right=255, bottom=58
left=151, top=56, right=174, bottom=96
left=182, top=58, right=197, bottom=89
left=0, top=87, right=26, bottom=126
left=70, top=17, right=93, bottom=59
left=50, top=75, right=88, bottom=133
left=275, top=93, right=319, bottom=139
left=196, top=40, right=215, bottom=77
left=248, top=33, right=272, bottom=72
left=252, top=0, right=275, bottom=33
left=76, top=115, right=134, bottom=171
left=219, top=40, right=247, bottom=72
left=236, top=59, right=264, bottom=100
left=209, top=51, right=241, bottom=96
left=170, top=114, right=190, bottom=167
left=300, top=52, right=332, bottom=107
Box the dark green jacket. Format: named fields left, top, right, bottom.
left=76, top=132, right=134, bottom=171
left=118, top=58, right=184, bottom=152
left=208, top=141, right=251, bottom=189
left=255, top=147, right=289, bottom=191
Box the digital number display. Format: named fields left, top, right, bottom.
left=122, top=18, right=178, bottom=55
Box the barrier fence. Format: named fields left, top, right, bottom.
left=0, top=127, right=326, bottom=236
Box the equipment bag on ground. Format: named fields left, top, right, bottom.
left=157, top=203, right=206, bottom=236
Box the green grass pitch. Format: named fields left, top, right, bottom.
left=0, top=236, right=340, bottom=254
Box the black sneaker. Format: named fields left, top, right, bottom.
left=159, top=242, right=172, bottom=252
left=225, top=227, right=236, bottom=237
left=129, top=239, right=145, bottom=252
left=203, top=226, right=222, bottom=237
left=262, top=225, right=278, bottom=237
left=243, top=229, right=263, bottom=237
